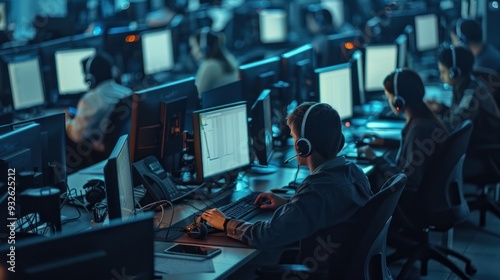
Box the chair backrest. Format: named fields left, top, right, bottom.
left=410, top=120, right=473, bottom=230
left=305, top=173, right=406, bottom=280
left=473, top=68, right=500, bottom=107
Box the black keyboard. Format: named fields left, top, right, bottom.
left=219, top=192, right=262, bottom=221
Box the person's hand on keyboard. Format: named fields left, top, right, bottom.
left=201, top=208, right=227, bottom=231
left=359, top=133, right=384, bottom=147
left=254, top=193, right=288, bottom=210
left=357, top=146, right=377, bottom=160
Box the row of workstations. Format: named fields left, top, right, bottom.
left=0, top=9, right=451, bottom=277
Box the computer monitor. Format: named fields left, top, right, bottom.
left=105, top=25, right=146, bottom=76
left=0, top=214, right=154, bottom=280
left=363, top=44, right=398, bottom=94
left=250, top=89, right=276, bottom=173
left=395, top=33, right=408, bottom=68
left=258, top=9, right=288, bottom=44
left=55, top=48, right=96, bottom=95
left=239, top=56, right=282, bottom=114
left=379, top=10, right=418, bottom=43
left=141, top=28, right=175, bottom=75
left=192, top=101, right=251, bottom=183
left=0, top=2, right=7, bottom=31
left=349, top=50, right=365, bottom=106
left=315, top=63, right=353, bottom=124
left=414, top=13, right=440, bottom=53
left=105, top=134, right=136, bottom=221
left=320, top=30, right=363, bottom=67
left=200, top=80, right=243, bottom=109
left=7, top=56, right=46, bottom=111
left=281, top=44, right=316, bottom=103
left=0, top=112, right=67, bottom=187
left=130, top=77, right=196, bottom=173
left=0, top=123, right=42, bottom=191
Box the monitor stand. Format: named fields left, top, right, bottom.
left=251, top=161, right=279, bottom=174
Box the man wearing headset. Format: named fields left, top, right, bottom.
left=201, top=102, right=373, bottom=268
left=65, top=53, right=132, bottom=152
left=449, top=18, right=500, bottom=73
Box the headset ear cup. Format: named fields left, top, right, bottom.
left=296, top=138, right=312, bottom=157
left=392, top=96, right=406, bottom=111
left=186, top=222, right=208, bottom=239
left=85, top=73, right=96, bottom=88
left=83, top=179, right=106, bottom=205
left=449, top=67, right=461, bottom=79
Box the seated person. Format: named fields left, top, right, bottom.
left=65, top=53, right=133, bottom=153
left=201, top=102, right=373, bottom=269
left=436, top=45, right=500, bottom=177
left=357, top=69, right=449, bottom=193
left=449, top=18, right=500, bottom=73
left=189, top=27, right=239, bottom=98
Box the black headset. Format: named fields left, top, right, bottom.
left=84, top=55, right=97, bottom=89
left=199, top=27, right=211, bottom=57
left=183, top=216, right=209, bottom=239
left=83, top=179, right=106, bottom=205
left=295, top=103, right=321, bottom=158
left=448, top=45, right=462, bottom=79
left=392, top=68, right=406, bottom=111
left=455, top=19, right=468, bottom=47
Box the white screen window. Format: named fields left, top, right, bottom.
left=415, top=14, right=439, bottom=51
left=259, top=9, right=287, bottom=44
left=55, top=48, right=96, bottom=95
left=364, top=44, right=397, bottom=92
left=321, top=0, right=344, bottom=29
left=142, top=29, right=175, bottom=75
left=318, top=66, right=353, bottom=120
left=9, top=58, right=45, bottom=110
left=199, top=104, right=250, bottom=178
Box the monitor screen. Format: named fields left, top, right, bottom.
left=321, top=0, right=344, bottom=29
left=349, top=50, right=365, bottom=106
left=364, top=44, right=398, bottom=93
left=55, top=48, right=96, bottom=95
left=8, top=57, right=45, bottom=111
left=141, top=28, right=175, bottom=75
left=130, top=77, right=197, bottom=171
left=192, top=102, right=251, bottom=183
left=0, top=214, right=154, bottom=280
left=316, top=63, right=353, bottom=121
left=259, top=9, right=288, bottom=44
left=281, top=44, right=316, bottom=103
left=104, top=134, right=136, bottom=221
left=414, top=14, right=439, bottom=52
left=201, top=80, right=243, bottom=109
left=251, top=89, right=274, bottom=166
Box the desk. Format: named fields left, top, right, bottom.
left=65, top=158, right=374, bottom=279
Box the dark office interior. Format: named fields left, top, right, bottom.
left=0, top=0, right=500, bottom=279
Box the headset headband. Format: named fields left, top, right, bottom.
left=301, top=103, right=321, bottom=139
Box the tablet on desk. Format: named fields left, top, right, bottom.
left=161, top=244, right=221, bottom=260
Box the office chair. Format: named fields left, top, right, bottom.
left=255, top=173, right=407, bottom=280
left=387, top=120, right=476, bottom=280
left=464, top=69, right=500, bottom=227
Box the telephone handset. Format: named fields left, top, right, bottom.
left=133, top=156, right=184, bottom=203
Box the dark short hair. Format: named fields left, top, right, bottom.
left=287, top=102, right=344, bottom=159
left=450, top=18, right=483, bottom=44
left=438, top=45, right=475, bottom=76
left=383, top=68, right=425, bottom=109
left=81, top=52, right=114, bottom=86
